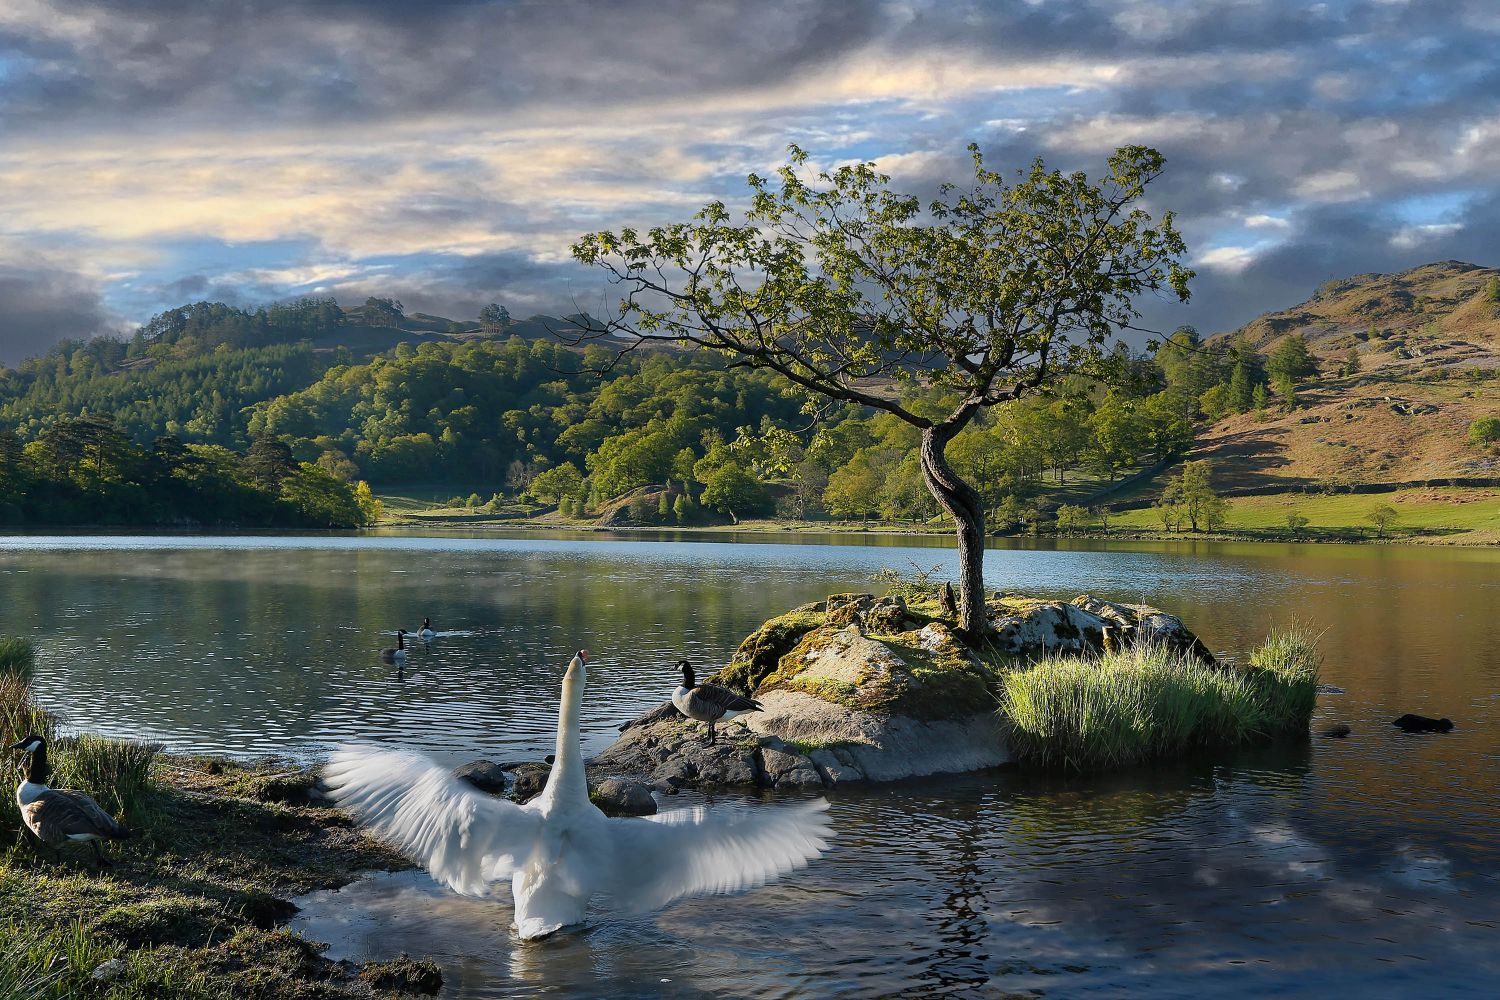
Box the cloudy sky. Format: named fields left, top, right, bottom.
left=1, top=0, right=1498, bottom=362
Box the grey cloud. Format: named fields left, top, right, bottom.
left=321, top=250, right=587, bottom=322
left=1137, top=193, right=1500, bottom=339
left=0, top=263, right=111, bottom=365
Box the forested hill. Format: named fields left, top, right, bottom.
left=0, top=262, right=1495, bottom=533
left=0, top=297, right=595, bottom=447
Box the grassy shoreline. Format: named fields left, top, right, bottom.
left=0, top=727, right=434, bottom=998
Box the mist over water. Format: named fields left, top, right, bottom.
left=3, top=531, right=1496, bottom=997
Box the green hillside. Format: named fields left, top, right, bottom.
left=0, top=263, right=1495, bottom=539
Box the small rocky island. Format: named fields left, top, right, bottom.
left=464, top=590, right=1257, bottom=805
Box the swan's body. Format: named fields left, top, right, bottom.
left=325, top=650, right=831, bottom=939
left=671, top=660, right=762, bottom=744
left=9, top=735, right=132, bottom=865
left=418, top=617, right=435, bottom=642
left=380, top=629, right=409, bottom=664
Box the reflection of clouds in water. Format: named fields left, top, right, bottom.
left=1389, top=842, right=1455, bottom=892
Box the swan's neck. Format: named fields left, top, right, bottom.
left=544, top=660, right=588, bottom=805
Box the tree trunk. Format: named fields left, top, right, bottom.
left=919, top=425, right=987, bottom=636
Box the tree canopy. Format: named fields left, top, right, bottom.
left=573, top=143, right=1192, bottom=631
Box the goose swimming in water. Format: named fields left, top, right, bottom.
left=418, top=617, right=435, bottom=642
left=324, top=650, right=831, bottom=940
left=380, top=629, right=409, bottom=664
left=671, top=660, right=762, bottom=744
left=9, top=735, right=133, bottom=865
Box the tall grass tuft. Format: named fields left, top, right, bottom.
left=1000, top=632, right=1321, bottom=771
left=2, top=674, right=158, bottom=846
left=53, top=735, right=160, bottom=819
left=0, top=921, right=119, bottom=1000
left=0, top=637, right=34, bottom=678
left=1245, top=624, right=1322, bottom=733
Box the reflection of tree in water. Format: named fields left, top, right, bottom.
left=903, top=799, right=993, bottom=997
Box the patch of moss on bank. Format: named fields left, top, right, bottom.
left=0, top=756, right=432, bottom=999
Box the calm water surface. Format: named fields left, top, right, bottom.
left=3, top=530, right=1496, bottom=998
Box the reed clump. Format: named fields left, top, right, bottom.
left=1000, top=629, right=1321, bottom=771
left=0, top=637, right=35, bottom=678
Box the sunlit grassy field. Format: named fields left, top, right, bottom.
left=1108, top=487, right=1500, bottom=539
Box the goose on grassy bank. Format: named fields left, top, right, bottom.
left=324, top=650, right=831, bottom=940
left=9, top=735, right=133, bottom=865
left=671, top=660, right=762, bottom=744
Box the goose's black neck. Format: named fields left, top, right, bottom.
left=23, top=743, right=48, bottom=785
left=681, top=663, right=696, bottom=689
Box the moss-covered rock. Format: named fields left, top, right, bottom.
left=758, top=621, right=999, bottom=721
left=712, top=606, right=828, bottom=693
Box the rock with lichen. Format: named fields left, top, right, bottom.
left=1069, top=594, right=1216, bottom=663
left=592, top=719, right=764, bottom=788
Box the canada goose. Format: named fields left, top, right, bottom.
left=8, top=735, right=132, bottom=865
left=380, top=629, right=409, bottom=664
left=325, top=650, right=831, bottom=940
left=671, top=660, right=762, bottom=744
left=418, top=618, right=435, bottom=642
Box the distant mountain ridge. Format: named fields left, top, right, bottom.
left=1214, top=259, right=1500, bottom=360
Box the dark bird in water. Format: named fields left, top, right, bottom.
left=381, top=629, right=409, bottom=664
left=1320, top=724, right=1352, bottom=738
left=9, top=735, right=133, bottom=865
left=1392, top=714, right=1454, bottom=733
left=671, top=660, right=762, bottom=744
left=418, top=617, right=435, bottom=642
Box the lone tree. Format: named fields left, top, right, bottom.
left=479, top=302, right=511, bottom=334
left=572, top=144, right=1191, bottom=634
left=1366, top=503, right=1400, bottom=539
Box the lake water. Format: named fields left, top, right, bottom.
left=4, top=530, right=1497, bottom=998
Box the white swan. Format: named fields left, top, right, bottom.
left=324, top=650, right=833, bottom=940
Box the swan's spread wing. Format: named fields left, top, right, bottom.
left=323, top=745, right=542, bottom=896
left=603, top=798, right=832, bottom=912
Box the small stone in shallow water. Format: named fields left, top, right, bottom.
left=1321, top=724, right=1352, bottom=738
left=453, top=760, right=509, bottom=794
left=1316, top=684, right=1346, bottom=695
left=590, top=777, right=657, bottom=816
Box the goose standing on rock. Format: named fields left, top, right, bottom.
left=9, top=735, right=133, bottom=865
left=380, top=629, right=409, bottom=664
left=418, top=618, right=435, bottom=642
left=671, top=660, right=762, bottom=744
left=324, top=650, right=831, bottom=940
